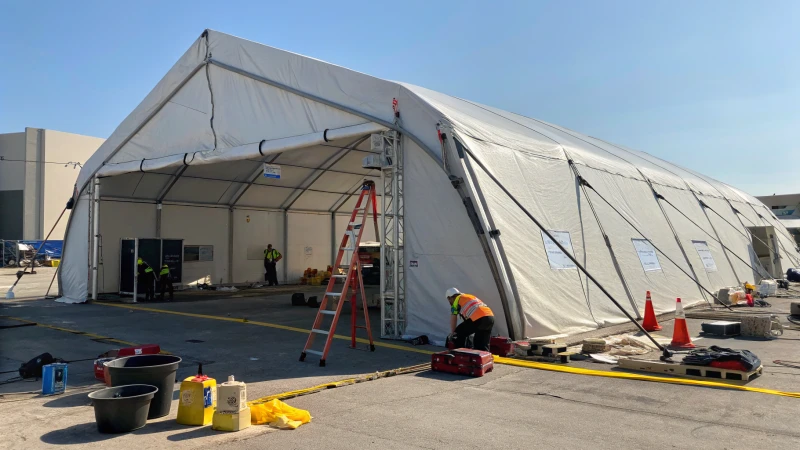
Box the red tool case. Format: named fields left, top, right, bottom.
left=431, top=349, right=494, bottom=377
left=489, top=336, right=515, bottom=357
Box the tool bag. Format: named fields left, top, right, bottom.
left=682, top=346, right=761, bottom=371
left=291, top=293, right=306, bottom=306
left=19, top=352, right=55, bottom=379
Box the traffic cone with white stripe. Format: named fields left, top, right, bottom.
left=669, top=298, right=695, bottom=349
left=642, top=291, right=661, bottom=332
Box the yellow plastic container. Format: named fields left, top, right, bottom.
left=212, top=407, right=251, bottom=432
left=310, top=277, right=322, bottom=286
left=50, top=259, right=60, bottom=268
left=176, top=374, right=217, bottom=426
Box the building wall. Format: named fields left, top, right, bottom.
left=0, top=132, right=26, bottom=238
left=162, top=204, right=229, bottom=286
left=97, top=200, right=157, bottom=293
left=43, top=130, right=105, bottom=240
left=231, top=208, right=284, bottom=284
left=0, top=129, right=104, bottom=240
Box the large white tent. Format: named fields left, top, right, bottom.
left=59, top=30, right=800, bottom=341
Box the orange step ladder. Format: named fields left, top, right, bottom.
left=300, top=180, right=378, bottom=366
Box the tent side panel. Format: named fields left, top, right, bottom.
left=97, top=201, right=157, bottom=293
left=162, top=205, right=229, bottom=285
left=58, top=193, right=91, bottom=303
left=578, top=167, right=706, bottom=313
left=404, top=139, right=506, bottom=341
left=287, top=212, right=332, bottom=282
left=232, top=209, right=284, bottom=283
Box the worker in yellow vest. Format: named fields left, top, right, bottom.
left=159, top=264, right=174, bottom=301
left=137, top=257, right=155, bottom=301
left=263, top=244, right=282, bottom=286
left=446, top=287, right=494, bottom=351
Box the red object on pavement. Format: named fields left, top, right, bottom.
left=745, top=294, right=754, bottom=307
left=709, top=360, right=749, bottom=372
left=431, top=349, right=494, bottom=377
left=117, top=344, right=161, bottom=357
left=93, top=357, right=116, bottom=385
left=489, top=336, right=515, bottom=356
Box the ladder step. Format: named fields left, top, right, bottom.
left=332, top=274, right=347, bottom=278
left=305, top=349, right=323, bottom=356
left=349, top=222, right=362, bottom=227
left=312, top=328, right=329, bottom=335
left=327, top=292, right=342, bottom=297
left=320, top=310, right=336, bottom=315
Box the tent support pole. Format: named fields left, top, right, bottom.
left=283, top=210, right=289, bottom=284
left=155, top=203, right=162, bottom=238
left=228, top=207, right=234, bottom=284
left=91, top=177, right=101, bottom=301
left=331, top=213, right=336, bottom=267
left=443, top=129, right=524, bottom=340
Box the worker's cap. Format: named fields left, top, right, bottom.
left=744, top=282, right=756, bottom=290
left=137, top=258, right=143, bottom=264
left=162, top=264, right=169, bottom=268
left=445, top=287, right=460, bottom=299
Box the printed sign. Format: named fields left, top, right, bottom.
left=410, top=260, right=418, bottom=267
left=304, top=246, right=313, bottom=256
left=541, top=230, right=577, bottom=270
left=632, top=239, right=662, bottom=272
left=692, top=240, right=718, bottom=272
left=198, top=245, right=214, bottom=262
left=263, top=163, right=281, bottom=179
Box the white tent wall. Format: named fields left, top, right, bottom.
left=287, top=212, right=332, bottom=282
left=698, top=195, right=762, bottom=282
left=232, top=208, right=285, bottom=283
left=58, top=190, right=91, bottom=303
left=461, top=136, right=631, bottom=337
left=162, top=204, right=229, bottom=285
left=656, top=185, right=738, bottom=291
left=404, top=139, right=507, bottom=341
left=96, top=200, right=157, bottom=293
left=578, top=167, right=706, bottom=313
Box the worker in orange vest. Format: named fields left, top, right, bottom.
left=446, top=287, right=494, bottom=351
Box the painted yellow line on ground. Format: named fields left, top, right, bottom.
left=94, top=302, right=434, bottom=355
left=0, top=315, right=171, bottom=354
left=494, top=356, right=800, bottom=399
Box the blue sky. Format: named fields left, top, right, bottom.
left=1, top=1, right=798, bottom=195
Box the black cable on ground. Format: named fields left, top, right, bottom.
left=577, top=178, right=733, bottom=311
left=459, top=145, right=673, bottom=360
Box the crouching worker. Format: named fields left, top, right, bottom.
left=446, top=287, right=494, bottom=352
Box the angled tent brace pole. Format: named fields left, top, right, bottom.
left=459, top=146, right=673, bottom=360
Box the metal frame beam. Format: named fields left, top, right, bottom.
left=228, top=154, right=282, bottom=206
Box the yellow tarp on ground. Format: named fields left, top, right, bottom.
left=249, top=399, right=312, bottom=429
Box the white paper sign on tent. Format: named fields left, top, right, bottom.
left=541, top=230, right=577, bottom=270
left=263, top=163, right=281, bottom=179
left=631, top=238, right=662, bottom=272
left=692, top=240, right=718, bottom=272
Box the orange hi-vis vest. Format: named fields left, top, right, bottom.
left=451, top=294, right=493, bottom=321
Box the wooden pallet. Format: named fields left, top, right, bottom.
left=618, top=358, right=763, bottom=382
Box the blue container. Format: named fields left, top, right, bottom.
left=42, top=363, right=68, bottom=395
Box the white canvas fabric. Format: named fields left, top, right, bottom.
left=60, top=30, right=800, bottom=339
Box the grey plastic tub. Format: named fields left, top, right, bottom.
left=88, top=384, right=158, bottom=433
left=106, top=354, right=181, bottom=419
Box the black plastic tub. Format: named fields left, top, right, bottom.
left=88, top=384, right=158, bottom=433
left=106, top=354, right=181, bottom=419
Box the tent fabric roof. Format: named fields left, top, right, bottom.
left=77, top=29, right=770, bottom=214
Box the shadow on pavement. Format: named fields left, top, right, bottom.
left=43, top=391, right=92, bottom=408
left=40, top=422, right=116, bottom=445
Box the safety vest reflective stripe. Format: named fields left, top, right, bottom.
left=453, top=294, right=487, bottom=320
left=144, top=267, right=153, bottom=273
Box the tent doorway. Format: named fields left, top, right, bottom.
left=747, top=226, right=782, bottom=279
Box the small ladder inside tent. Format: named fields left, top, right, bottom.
left=300, top=181, right=379, bottom=366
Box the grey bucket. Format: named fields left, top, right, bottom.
left=107, top=354, right=182, bottom=419
left=88, top=384, right=158, bottom=433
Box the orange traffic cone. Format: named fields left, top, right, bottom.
left=642, top=291, right=662, bottom=332
left=670, top=297, right=695, bottom=348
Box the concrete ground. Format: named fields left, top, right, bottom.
left=2, top=266, right=800, bottom=449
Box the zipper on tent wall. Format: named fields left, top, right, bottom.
left=439, top=123, right=524, bottom=340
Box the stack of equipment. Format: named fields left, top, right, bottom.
left=489, top=336, right=515, bottom=357
left=177, top=365, right=217, bottom=426
left=431, top=349, right=494, bottom=377
left=42, top=363, right=68, bottom=396
left=212, top=375, right=251, bottom=432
